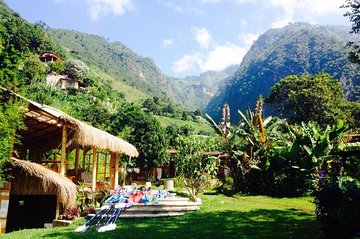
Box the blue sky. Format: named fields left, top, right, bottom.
left=5, top=0, right=350, bottom=77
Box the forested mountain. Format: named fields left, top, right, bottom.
left=206, top=23, right=360, bottom=123
left=168, top=64, right=238, bottom=111
left=46, top=29, right=176, bottom=101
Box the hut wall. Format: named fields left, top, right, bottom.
left=0, top=182, right=11, bottom=233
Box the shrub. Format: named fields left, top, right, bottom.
left=217, top=177, right=235, bottom=196
left=314, top=157, right=360, bottom=238
left=64, top=207, right=81, bottom=220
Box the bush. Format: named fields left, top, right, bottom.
left=217, top=177, right=235, bottom=196
left=64, top=207, right=81, bottom=220
left=314, top=158, right=360, bottom=238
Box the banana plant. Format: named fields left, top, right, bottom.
left=236, top=96, right=273, bottom=168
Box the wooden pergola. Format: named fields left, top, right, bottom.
left=7, top=89, right=138, bottom=191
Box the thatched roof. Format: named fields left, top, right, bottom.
left=27, top=99, right=138, bottom=157
left=1, top=86, right=138, bottom=157
left=10, top=157, right=77, bottom=208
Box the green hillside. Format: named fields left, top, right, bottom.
left=46, top=28, right=176, bottom=102
left=89, top=67, right=149, bottom=104
left=206, top=23, right=360, bottom=123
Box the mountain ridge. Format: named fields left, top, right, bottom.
left=205, top=22, right=360, bottom=123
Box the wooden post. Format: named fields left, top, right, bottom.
left=75, top=145, right=80, bottom=176
left=104, top=154, right=107, bottom=180
left=60, top=125, right=67, bottom=176
left=91, top=148, right=97, bottom=191
left=82, top=147, right=87, bottom=169
left=110, top=153, right=115, bottom=189
left=96, top=153, right=99, bottom=183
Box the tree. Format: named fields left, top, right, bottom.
left=49, top=59, right=65, bottom=74
left=206, top=103, right=247, bottom=191
left=109, top=105, right=168, bottom=170
left=266, top=73, right=350, bottom=126
left=65, top=59, right=89, bottom=80
left=0, top=90, right=26, bottom=185
left=21, top=54, right=46, bottom=84
left=173, top=135, right=220, bottom=201
left=342, top=0, right=360, bottom=64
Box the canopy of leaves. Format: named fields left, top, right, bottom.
left=266, top=73, right=355, bottom=126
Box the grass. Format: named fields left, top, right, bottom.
left=1, top=194, right=320, bottom=239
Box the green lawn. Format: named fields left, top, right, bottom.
left=1, top=194, right=320, bottom=239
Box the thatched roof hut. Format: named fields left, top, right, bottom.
left=10, top=157, right=77, bottom=208
left=26, top=99, right=139, bottom=157
left=1, top=85, right=138, bottom=157
left=2, top=86, right=138, bottom=190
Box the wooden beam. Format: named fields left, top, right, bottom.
left=60, top=125, right=67, bottom=176
left=30, top=160, right=71, bottom=164
left=110, top=152, right=115, bottom=189
left=91, top=148, right=97, bottom=191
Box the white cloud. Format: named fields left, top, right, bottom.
left=192, top=27, right=212, bottom=49
left=266, top=0, right=345, bottom=27
left=173, top=54, right=202, bottom=73
left=162, top=38, right=174, bottom=47
left=238, top=32, right=259, bottom=47
left=200, top=43, right=245, bottom=71
left=86, top=0, right=134, bottom=20
left=173, top=43, right=245, bottom=73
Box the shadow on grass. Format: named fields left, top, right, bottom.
left=40, top=207, right=319, bottom=239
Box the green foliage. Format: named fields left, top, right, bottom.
left=216, top=177, right=235, bottom=196
left=109, top=104, right=168, bottom=169
left=206, top=100, right=274, bottom=193
left=266, top=73, right=352, bottom=126
left=0, top=95, right=26, bottom=184
left=0, top=1, right=64, bottom=182
left=156, top=115, right=214, bottom=137
left=264, top=120, right=349, bottom=197
left=65, top=59, right=89, bottom=80
left=142, top=96, right=202, bottom=123
left=46, top=28, right=175, bottom=100
left=173, top=135, right=220, bottom=200
left=20, top=54, right=46, bottom=84
left=314, top=155, right=360, bottom=238
left=49, top=59, right=65, bottom=74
